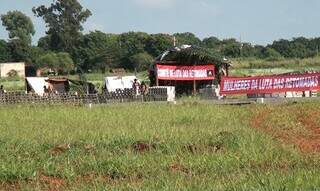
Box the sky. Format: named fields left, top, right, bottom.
left=0, top=0, right=320, bottom=45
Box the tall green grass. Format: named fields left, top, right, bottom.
left=230, top=56, right=320, bottom=76
left=0, top=102, right=319, bottom=190
left=232, top=56, right=320, bottom=69
left=0, top=79, right=24, bottom=91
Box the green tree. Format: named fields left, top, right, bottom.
left=76, top=31, right=121, bottom=72
left=145, top=34, right=173, bottom=57
left=37, top=35, right=51, bottom=51
left=36, top=52, right=74, bottom=74
left=56, top=52, right=74, bottom=72
left=32, top=0, right=92, bottom=57
left=0, top=40, right=11, bottom=62
left=202, top=36, right=221, bottom=49
left=252, top=45, right=266, bottom=59
left=240, top=43, right=256, bottom=57
left=28, top=46, right=47, bottom=65
left=129, top=52, right=154, bottom=72
left=262, top=48, right=282, bottom=61
left=1, top=11, right=35, bottom=62
left=173, top=32, right=201, bottom=46
left=118, top=32, right=151, bottom=70
left=36, top=52, right=58, bottom=69
left=268, top=37, right=320, bottom=58
left=119, top=32, right=149, bottom=55
left=269, top=39, right=291, bottom=58
left=220, top=38, right=242, bottom=58
left=1, top=11, right=34, bottom=44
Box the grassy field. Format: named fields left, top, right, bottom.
left=230, top=56, right=320, bottom=76
left=232, top=56, right=320, bottom=70
left=0, top=101, right=320, bottom=190
left=0, top=79, right=25, bottom=91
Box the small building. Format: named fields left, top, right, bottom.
left=0, top=62, right=25, bottom=78
left=46, top=78, right=70, bottom=94
left=149, top=45, right=230, bottom=95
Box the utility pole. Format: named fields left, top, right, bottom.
left=239, top=35, right=243, bottom=57
left=173, top=36, right=176, bottom=47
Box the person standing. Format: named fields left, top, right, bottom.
left=43, top=86, right=49, bottom=96
left=132, top=79, right=140, bottom=96
left=140, top=81, right=148, bottom=96
left=0, top=85, right=5, bottom=94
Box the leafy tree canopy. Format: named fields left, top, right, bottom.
left=1, top=11, right=35, bottom=62
left=36, top=52, right=74, bottom=74
left=1, top=10, right=35, bottom=44
left=129, top=52, right=154, bottom=72
left=145, top=34, right=173, bottom=57
left=76, top=31, right=120, bottom=72
left=0, top=40, right=11, bottom=62
left=32, top=0, right=92, bottom=55
left=202, top=37, right=220, bottom=49
left=174, top=32, right=201, bottom=46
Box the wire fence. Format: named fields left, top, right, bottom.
left=0, top=88, right=170, bottom=105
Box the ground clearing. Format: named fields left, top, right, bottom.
left=251, top=103, right=320, bottom=153
left=0, top=102, right=319, bottom=190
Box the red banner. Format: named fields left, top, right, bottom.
left=156, top=64, right=215, bottom=81
left=220, top=73, right=320, bottom=95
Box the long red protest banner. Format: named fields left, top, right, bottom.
left=156, top=64, right=215, bottom=81
left=220, top=73, right=320, bottom=95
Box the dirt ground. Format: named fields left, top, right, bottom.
left=251, top=104, right=320, bottom=154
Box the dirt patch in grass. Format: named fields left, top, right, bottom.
left=131, top=141, right=157, bottom=153
left=168, top=163, right=192, bottom=176
left=48, top=144, right=70, bottom=156
left=39, top=174, right=66, bottom=190
left=185, top=131, right=239, bottom=154
left=247, top=160, right=296, bottom=173
left=251, top=105, right=320, bottom=154
left=295, top=111, right=320, bottom=153
left=74, top=173, right=143, bottom=188
left=84, top=144, right=96, bottom=153
left=0, top=182, right=21, bottom=191
left=0, top=173, right=143, bottom=191
left=185, top=144, right=222, bottom=154
left=104, top=174, right=144, bottom=187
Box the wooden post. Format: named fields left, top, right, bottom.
left=193, top=80, right=196, bottom=95
left=155, top=65, right=159, bottom=86
left=156, top=76, right=159, bottom=86
left=193, top=64, right=196, bottom=95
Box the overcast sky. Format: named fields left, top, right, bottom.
left=0, top=0, right=319, bottom=45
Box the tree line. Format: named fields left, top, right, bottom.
left=1, top=0, right=320, bottom=74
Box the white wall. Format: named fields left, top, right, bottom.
left=0, top=62, right=25, bottom=78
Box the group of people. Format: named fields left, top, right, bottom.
left=43, top=85, right=60, bottom=96
left=132, top=79, right=148, bottom=96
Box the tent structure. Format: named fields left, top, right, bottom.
left=104, top=76, right=138, bottom=93
left=26, top=77, right=48, bottom=96
left=26, top=77, right=69, bottom=96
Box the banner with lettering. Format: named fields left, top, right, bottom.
left=220, top=73, right=320, bottom=95
left=156, top=64, right=215, bottom=81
